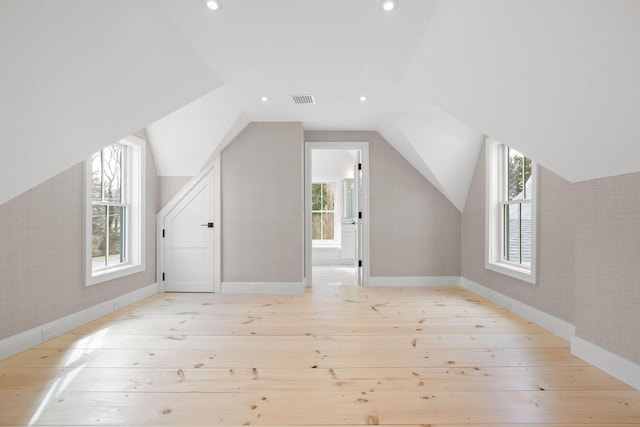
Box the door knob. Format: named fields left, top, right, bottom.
left=200, top=222, right=214, bottom=228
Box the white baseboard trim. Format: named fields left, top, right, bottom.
left=368, top=276, right=460, bottom=287
left=460, top=277, right=640, bottom=391
left=460, top=277, right=575, bottom=340
left=221, top=282, right=305, bottom=294
left=0, top=282, right=159, bottom=361
left=571, top=336, right=640, bottom=390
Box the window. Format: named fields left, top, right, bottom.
left=312, top=182, right=336, bottom=242
left=85, top=136, right=145, bottom=286
left=485, top=139, right=537, bottom=283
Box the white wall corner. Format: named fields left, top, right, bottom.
left=220, top=282, right=305, bottom=294
left=460, top=277, right=575, bottom=340
left=368, top=276, right=460, bottom=287
left=0, top=282, right=159, bottom=361
left=571, top=336, right=640, bottom=391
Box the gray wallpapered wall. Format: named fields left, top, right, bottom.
left=0, top=140, right=160, bottom=340
left=3, top=125, right=638, bottom=367
left=462, top=141, right=640, bottom=365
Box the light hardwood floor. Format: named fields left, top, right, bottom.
left=312, top=266, right=357, bottom=286
left=1, top=285, right=639, bottom=426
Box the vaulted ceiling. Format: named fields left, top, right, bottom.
left=2, top=0, right=639, bottom=210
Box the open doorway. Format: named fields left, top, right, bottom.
left=304, top=142, right=369, bottom=288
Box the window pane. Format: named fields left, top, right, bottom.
left=504, top=203, right=521, bottom=263
left=103, top=145, right=122, bottom=203
left=108, top=206, right=126, bottom=266
left=343, top=179, right=355, bottom=218
left=521, top=202, right=532, bottom=265
left=322, top=183, right=335, bottom=210
left=312, top=183, right=322, bottom=211
left=322, top=212, right=334, bottom=240
left=507, top=148, right=524, bottom=200
left=312, top=212, right=322, bottom=239
left=91, top=152, right=103, bottom=201
left=92, top=205, right=106, bottom=268
left=523, top=156, right=532, bottom=200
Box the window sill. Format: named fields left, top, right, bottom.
left=85, top=263, right=144, bottom=287
left=485, top=260, right=536, bottom=285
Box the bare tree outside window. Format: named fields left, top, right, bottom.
left=91, top=144, right=126, bottom=269
left=312, top=182, right=335, bottom=240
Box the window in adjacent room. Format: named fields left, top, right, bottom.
left=311, top=182, right=336, bottom=242
left=485, top=139, right=537, bottom=283
left=85, top=136, right=145, bottom=286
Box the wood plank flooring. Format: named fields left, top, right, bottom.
left=0, top=285, right=638, bottom=426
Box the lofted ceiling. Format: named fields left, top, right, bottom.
left=149, top=0, right=483, bottom=211
left=402, top=0, right=640, bottom=184
left=0, top=0, right=220, bottom=206
left=2, top=1, right=639, bottom=210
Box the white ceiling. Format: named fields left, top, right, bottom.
left=148, top=0, right=484, bottom=211
left=3, top=1, right=640, bottom=210
left=402, top=0, right=640, bottom=183
left=0, top=0, right=220, bottom=206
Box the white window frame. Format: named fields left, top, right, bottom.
left=311, top=179, right=340, bottom=247
left=84, top=136, right=145, bottom=286
left=485, top=139, right=538, bottom=284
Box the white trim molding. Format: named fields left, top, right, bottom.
left=369, top=276, right=460, bottom=287
left=461, top=277, right=640, bottom=390
left=571, top=336, right=640, bottom=391
left=485, top=139, right=538, bottom=284
left=460, top=277, right=575, bottom=340
left=221, top=282, right=305, bottom=294
left=0, top=282, right=159, bottom=361
left=84, top=136, right=146, bottom=286
left=304, top=141, right=370, bottom=288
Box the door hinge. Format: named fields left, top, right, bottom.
left=162, top=229, right=165, bottom=238
left=358, top=163, right=362, bottom=170
left=162, top=272, right=165, bottom=281
left=358, top=211, right=362, bottom=219
left=358, top=260, right=363, bottom=267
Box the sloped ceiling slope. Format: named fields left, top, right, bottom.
left=145, top=87, right=250, bottom=176
left=379, top=112, right=484, bottom=212
left=0, top=0, right=221, bottom=205
left=403, top=0, right=640, bottom=183
left=149, top=0, right=484, bottom=212
left=9, top=1, right=634, bottom=211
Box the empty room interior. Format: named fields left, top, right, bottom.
left=2, top=0, right=640, bottom=425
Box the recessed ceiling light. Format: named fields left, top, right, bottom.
left=260, top=96, right=269, bottom=102
left=359, top=95, right=368, bottom=102
left=380, top=0, right=398, bottom=12
left=203, top=0, right=222, bottom=11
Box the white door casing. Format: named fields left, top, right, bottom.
left=304, top=141, right=370, bottom=287
left=355, top=150, right=364, bottom=285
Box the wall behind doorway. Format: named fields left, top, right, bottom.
left=305, top=131, right=461, bottom=278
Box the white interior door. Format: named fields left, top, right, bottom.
left=164, top=169, right=215, bottom=292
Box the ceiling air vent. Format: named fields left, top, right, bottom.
left=292, top=94, right=316, bottom=105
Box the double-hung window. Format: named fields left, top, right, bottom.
left=311, top=182, right=336, bottom=243
left=85, top=136, right=145, bottom=286
left=485, top=139, right=537, bottom=283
